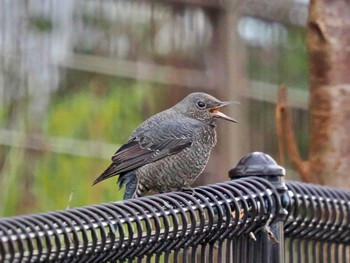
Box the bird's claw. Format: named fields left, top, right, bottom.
left=181, top=187, right=196, bottom=196
left=249, top=232, right=257, bottom=241
left=162, top=200, right=173, bottom=209
left=263, top=225, right=279, bottom=244
left=245, top=216, right=278, bottom=243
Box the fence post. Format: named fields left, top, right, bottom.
left=229, top=152, right=288, bottom=263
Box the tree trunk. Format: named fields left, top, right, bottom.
left=307, top=0, right=350, bottom=187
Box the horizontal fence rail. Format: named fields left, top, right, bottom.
left=0, top=177, right=282, bottom=262
left=1, top=178, right=350, bottom=262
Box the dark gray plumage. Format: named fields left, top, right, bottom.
left=93, top=92, right=238, bottom=199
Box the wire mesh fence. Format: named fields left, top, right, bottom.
left=1, top=179, right=349, bottom=262
left=285, top=182, right=350, bottom=263
left=0, top=152, right=349, bottom=263
left=0, top=177, right=283, bottom=262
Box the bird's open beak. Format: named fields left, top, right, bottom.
left=209, top=101, right=239, bottom=123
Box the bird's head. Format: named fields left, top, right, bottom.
left=174, top=92, right=239, bottom=126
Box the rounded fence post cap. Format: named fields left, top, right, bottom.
left=228, top=152, right=285, bottom=178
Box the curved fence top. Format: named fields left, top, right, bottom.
left=1, top=177, right=350, bottom=262
left=285, top=181, right=350, bottom=244
left=0, top=177, right=281, bottom=262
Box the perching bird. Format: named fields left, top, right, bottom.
left=93, top=92, right=238, bottom=199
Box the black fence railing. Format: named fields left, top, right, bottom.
left=0, top=152, right=349, bottom=263
left=285, top=181, right=350, bottom=263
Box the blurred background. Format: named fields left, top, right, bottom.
left=0, top=0, right=309, bottom=216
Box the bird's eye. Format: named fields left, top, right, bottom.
left=196, top=101, right=206, bottom=109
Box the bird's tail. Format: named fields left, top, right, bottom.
left=92, top=163, right=119, bottom=185
left=118, top=171, right=138, bottom=199
left=93, top=164, right=139, bottom=200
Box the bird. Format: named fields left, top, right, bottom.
left=93, top=92, right=238, bottom=199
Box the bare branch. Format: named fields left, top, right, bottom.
left=276, top=85, right=310, bottom=181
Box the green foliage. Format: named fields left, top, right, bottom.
left=44, top=84, right=145, bottom=142
left=34, top=83, right=154, bottom=212
left=248, top=26, right=308, bottom=90
left=0, top=80, right=160, bottom=216
left=282, top=28, right=308, bottom=89
left=0, top=147, right=26, bottom=216
left=29, top=16, right=53, bottom=32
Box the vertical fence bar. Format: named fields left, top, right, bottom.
left=229, top=151, right=288, bottom=263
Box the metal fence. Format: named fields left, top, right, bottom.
left=0, top=152, right=349, bottom=263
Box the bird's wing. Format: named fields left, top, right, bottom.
left=112, top=119, right=196, bottom=172
left=93, top=118, right=199, bottom=184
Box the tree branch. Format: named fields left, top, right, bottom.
left=276, top=85, right=310, bottom=181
